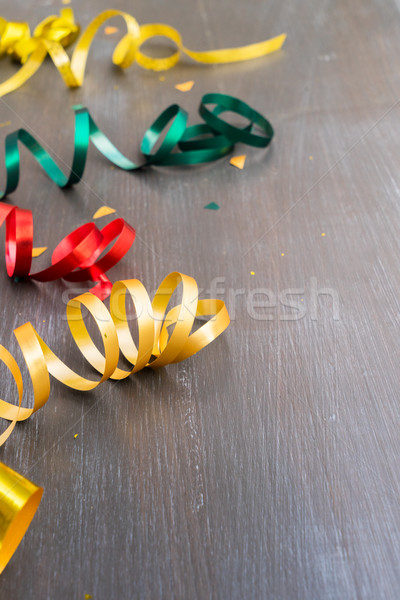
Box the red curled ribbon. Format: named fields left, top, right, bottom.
left=0, top=202, right=135, bottom=299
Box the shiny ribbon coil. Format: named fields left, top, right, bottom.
left=0, top=272, right=230, bottom=446
left=1, top=93, right=274, bottom=198
left=0, top=202, right=136, bottom=299
left=0, top=462, right=42, bottom=574
left=0, top=8, right=286, bottom=97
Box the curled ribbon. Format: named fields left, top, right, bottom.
left=1, top=93, right=274, bottom=198
left=0, top=462, right=42, bottom=574
left=0, top=202, right=136, bottom=299
left=0, top=8, right=286, bottom=97
left=0, top=272, right=230, bottom=445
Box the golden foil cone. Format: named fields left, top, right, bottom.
left=0, top=462, right=42, bottom=573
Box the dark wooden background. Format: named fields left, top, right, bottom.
left=0, top=0, right=399, bottom=598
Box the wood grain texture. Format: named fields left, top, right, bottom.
left=0, top=0, right=400, bottom=598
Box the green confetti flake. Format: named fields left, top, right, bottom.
left=204, top=202, right=220, bottom=210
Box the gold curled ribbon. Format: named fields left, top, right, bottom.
left=0, top=8, right=286, bottom=97
left=0, top=272, right=230, bottom=445
left=0, top=462, right=42, bottom=574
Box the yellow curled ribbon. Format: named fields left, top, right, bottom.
left=0, top=272, right=229, bottom=573
left=0, top=272, right=230, bottom=445
left=0, top=462, right=42, bottom=574
left=0, top=8, right=286, bottom=97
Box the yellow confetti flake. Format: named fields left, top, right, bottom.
left=309, top=156, right=313, bottom=160
left=105, top=26, right=119, bottom=35
left=230, top=155, right=246, bottom=170
left=32, top=247, right=47, bottom=258
left=174, top=80, right=195, bottom=92
left=74, top=434, right=78, bottom=439
left=93, top=206, right=116, bottom=219
left=0, top=121, right=11, bottom=128
left=159, top=75, right=165, bottom=82
left=281, top=253, right=285, bottom=256
left=250, top=271, right=255, bottom=275
left=321, top=232, right=326, bottom=236
left=61, top=0, right=71, bottom=4
left=84, top=595, right=92, bottom=600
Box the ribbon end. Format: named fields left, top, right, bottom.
left=89, top=278, right=113, bottom=301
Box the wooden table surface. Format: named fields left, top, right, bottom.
left=0, top=0, right=400, bottom=598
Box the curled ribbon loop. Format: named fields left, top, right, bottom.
left=0, top=202, right=136, bottom=299
left=0, top=272, right=230, bottom=445
left=0, top=9, right=79, bottom=63
left=0, top=462, right=43, bottom=574
left=1, top=93, right=274, bottom=198
left=0, top=9, right=286, bottom=97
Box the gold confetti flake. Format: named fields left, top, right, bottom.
left=250, top=271, right=255, bottom=275
left=32, top=247, right=47, bottom=257
left=230, top=155, right=246, bottom=169
left=93, top=206, right=116, bottom=219
left=105, top=26, right=119, bottom=35
left=174, top=80, right=195, bottom=92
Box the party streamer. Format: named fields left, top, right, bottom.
left=1, top=93, right=274, bottom=198
left=0, top=462, right=42, bottom=574
left=0, top=271, right=230, bottom=446
left=0, top=272, right=229, bottom=572
left=0, top=202, right=135, bottom=299
left=0, top=8, right=286, bottom=97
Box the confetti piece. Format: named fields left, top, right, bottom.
left=250, top=271, right=255, bottom=275
left=0, top=121, right=11, bottom=128
left=113, top=84, right=119, bottom=90
left=230, top=155, right=246, bottom=170
left=74, top=434, right=78, bottom=439
left=104, top=26, right=118, bottom=35
left=309, top=156, right=313, bottom=160
left=321, top=232, right=326, bottom=236
left=93, top=206, right=116, bottom=219
left=84, top=595, right=92, bottom=599
left=174, top=80, right=195, bottom=92
left=159, top=76, right=165, bottom=82
left=32, top=246, right=47, bottom=258
left=61, top=0, right=71, bottom=4
left=281, top=253, right=285, bottom=256
left=204, top=202, right=220, bottom=210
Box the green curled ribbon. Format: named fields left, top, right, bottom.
left=1, top=93, right=274, bottom=198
